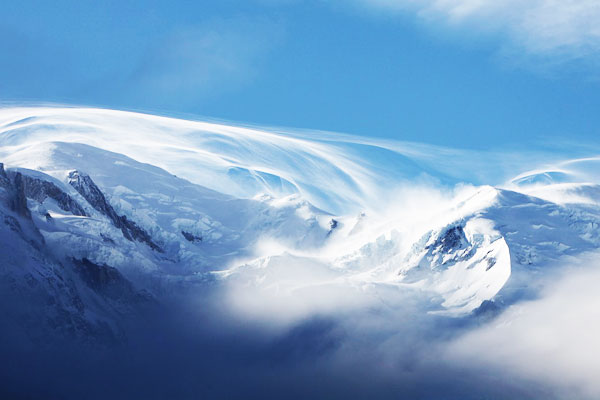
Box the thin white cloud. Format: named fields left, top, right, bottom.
left=127, top=17, right=283, bottom=104
left=1, top=105, right=594, bottom=215
left=356, top=0, right=600, bottom=63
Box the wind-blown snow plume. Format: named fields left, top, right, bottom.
left=0, top=106, right=423, bottom=214
left=0, top=106, right=569, bottom=215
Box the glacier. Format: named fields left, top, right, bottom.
left=1, top=106, right=600, bottom=399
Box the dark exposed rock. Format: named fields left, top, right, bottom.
left=0, top=163, right=8, bottom=184
left=68, top=171, right=115, bottom=219
left=3, top=215, right=23, bottom=234
left=429, top=225, right=468, bottom=254
left=10, top=173, right=31, bottom=219
left=72, top=258, right=154, bottom=305
left=486, top=257, right=497, bottom=271
left=68, top=170, right=162, bottom=252
left=181, top=230, right=202, bottom=243
left=473, top=299, right=502, bottom=320
left=329, top=219, right=338, bottom=230
left=327, top=218, right=339, bottom=237
left=100, top=233, right=115, bottom=244
left=1, top=187, right=45, bottom=249
left=0, top=166, right=30, bottom=219
left=20, top=174, right=87, bottom=216
left=72, top=258, right=134, bottom=301
left=402, top=224, right=475, bottom=280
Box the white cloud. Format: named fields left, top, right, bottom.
left=446, top=253, right=600, bottom=399
left=356, top=0, right=600, bottom=63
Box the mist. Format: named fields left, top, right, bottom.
left=446, top=252, right=600, bottom=399
left=4, top=252, right=599, bottom=399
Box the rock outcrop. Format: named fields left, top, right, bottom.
left=68, top=170, right=162, bottom=252
left=20, top=174, right=87, bottom=216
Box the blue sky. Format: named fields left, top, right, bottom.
left=2, top=0, right=600, bottom=150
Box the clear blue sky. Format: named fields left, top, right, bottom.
left=2, top=0, right=600, bottom=150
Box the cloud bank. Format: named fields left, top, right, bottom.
left=447, top=252, right=600, bottom=399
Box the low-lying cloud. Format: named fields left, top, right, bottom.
left=446, top=252, right=600, bottom=399
left=4, top=250, right=600, bottom=399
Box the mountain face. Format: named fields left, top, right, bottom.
left=2, top=107, right=600, bottom=389
left=0, top=138, right=338, bottom=343
left=0, top=163, right=153, bottom=345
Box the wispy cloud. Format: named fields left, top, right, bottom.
left=355, top=0, right=600, bottom=67
left=2, top=106, right=596, bottom=215
left=124, top=16, right=284, bottom=106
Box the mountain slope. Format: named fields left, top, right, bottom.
left=0, top=163, right=154, bottom=345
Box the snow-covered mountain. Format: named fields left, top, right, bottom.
left=2, top=106, right=600, bottom=343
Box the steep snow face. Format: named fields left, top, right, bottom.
left=399, top=219, right=511, bottom=314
